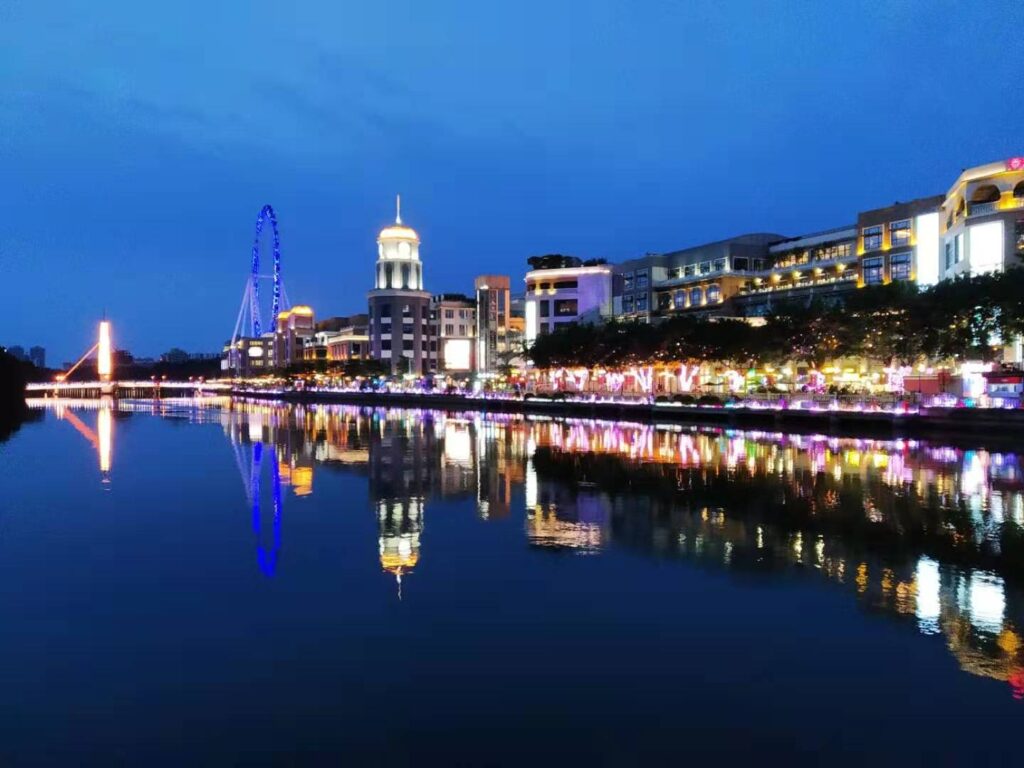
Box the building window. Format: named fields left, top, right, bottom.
left=945, top=241, right=954, bottom=270
left=444, top=309, right=454, bottom=318
left=706, top=284, right=721, bottom=303
left=381, top=340, right=391, bottom=351
left=816, top=242, right=852, bottom=261
left=553, top=280, right=578, bottom=289
left=636, top=294, right=648, bottom=312
left=458, top=324, right=466, bottom=335
left=539, top=300, right=550, bottom=318
left=636, top=271, right=649, bottom=290
left=863, top=256, right=884, bottom=285
left=403, top=339, right=413, bottom=351
left=658, top=293, right=671, bottom=311
left=890, top=220, right=912, bottom=247
left=445, top=324, right=454, bottom=335
left=379, top=305, right=391, bottom=317
left=890, top=252, right=912, bottom=281
left=689, top=286, right=703, bottom=305
left=712, top=258, right=726, bottom=272
left=683, top=265, right=696, bottom=277
left=863, top=226, right=882, bottom=251
left=622, top=295, right=634, bottom=313
left=402, top=305, right=411, bottom=315
left=554, top=299, right=578, bottom=316
left=733, top=257, right=749, bottom=271
left=699, top=261, right=711, bottom=275
left=622, top=273, right=634, bottom=292
left=673, top=291, right=686, bottom=310
left=1016, top=220, right=1024, bottom=255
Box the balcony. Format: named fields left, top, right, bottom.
left=970, top=198, right=1024, bottom=217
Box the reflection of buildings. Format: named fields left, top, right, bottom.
left=212, top=402, right=1024, bottom=695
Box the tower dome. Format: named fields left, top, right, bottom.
left=373, top=195, right=424, bottom=291
left=377, top=194, right=420, bottom=243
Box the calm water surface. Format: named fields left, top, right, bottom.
left=1, top=398, right=1023, bottom=764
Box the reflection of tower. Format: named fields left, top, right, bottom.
left=58, top=401, right=114, bottom=485
left=367, top=410, right=441, bottom=594
left=377, top=497, right=423, bottom=596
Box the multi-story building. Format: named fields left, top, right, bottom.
left=430, top=293, right=475, bottom=374
left=733, top=226, right=859, bottom=316
left=368, top=199, right=433, bottom=376
left=855, top=195, right=945, bottom=289
left=644, top=234, right=782, bottom=318
left=273, top=305, right=315, bottom=368
left=523, top=256, right=612, bottom=346
left=612, top=253, right=664, bottom=322
left=28, top=346, right=45, bottom=368
left=474, top=275, right=511, bottom=374
left=939, top=158, right=1024, bottom=281
left=303, top=314, right=370, bottom=363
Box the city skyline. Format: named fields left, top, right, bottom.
left=3, top=1, right=1022, bottom=363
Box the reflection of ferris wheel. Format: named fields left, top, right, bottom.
left=230, top=204, right=291, bottom=345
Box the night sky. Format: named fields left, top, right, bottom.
left=2, top=0, right=1021, bottom=364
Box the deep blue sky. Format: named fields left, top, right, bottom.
left=2, top=0, right=1021, bottom=363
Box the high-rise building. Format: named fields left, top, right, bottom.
left=368, top=197, right=433, bottom=376
left=474, top=275, right=510, bottom=374
left=7, top=345, right=26, bottom=362
left=28, top=346, right=45, bottom=368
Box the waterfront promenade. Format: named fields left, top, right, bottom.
left=232, top=386, right=1024, bottom=441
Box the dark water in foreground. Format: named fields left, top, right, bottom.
left=2, top=399, right=1023, bottom=764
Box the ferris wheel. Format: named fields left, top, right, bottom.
left=229, top=205, right=291, bottom=359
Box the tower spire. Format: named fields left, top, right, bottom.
left=395, top=193, right=402, bottom=225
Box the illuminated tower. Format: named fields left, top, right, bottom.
left=368, top=196, right=433, bottom=375
left=97, top=320, right=113, bottom=382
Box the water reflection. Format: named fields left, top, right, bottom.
left=219, top=402, right=1024, bottom=698
left=27, top=399, right=1024, bottom=699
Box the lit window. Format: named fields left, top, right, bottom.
left=890, top=252, right=912, bottom=281
left=673, top=291, right=686, bottom=310
left=863, top=256, right=884, bottom=285
left=622, top=295, right=634, bottom=313
left=554, top=299, right=578, bottom=316
left=890, top=220, right=911, bottom=247
left=689, top=286, right=703, bottom=305
left=636, top=294, right=648, bottom=312
left=637, top=272, right=649, bottom=290
left=706, top=284, right=721, bottom=303
left=622, top=273, right=634, bottom=292
left=863, top=226, right=882, bottom=251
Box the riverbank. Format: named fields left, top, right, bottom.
left=231, top=387, right=1024, bottom=443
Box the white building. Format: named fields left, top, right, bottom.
left=523, top=258, right=612, bottom=347
left=939, top=158, right=1024, bottom=280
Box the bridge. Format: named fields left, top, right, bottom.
left=26, top=320, right=231, bottom=399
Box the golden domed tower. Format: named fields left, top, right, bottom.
left=368, top=196, right=434, bottom=375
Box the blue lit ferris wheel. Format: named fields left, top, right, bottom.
left=229, top=205, right=290, bottom=365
